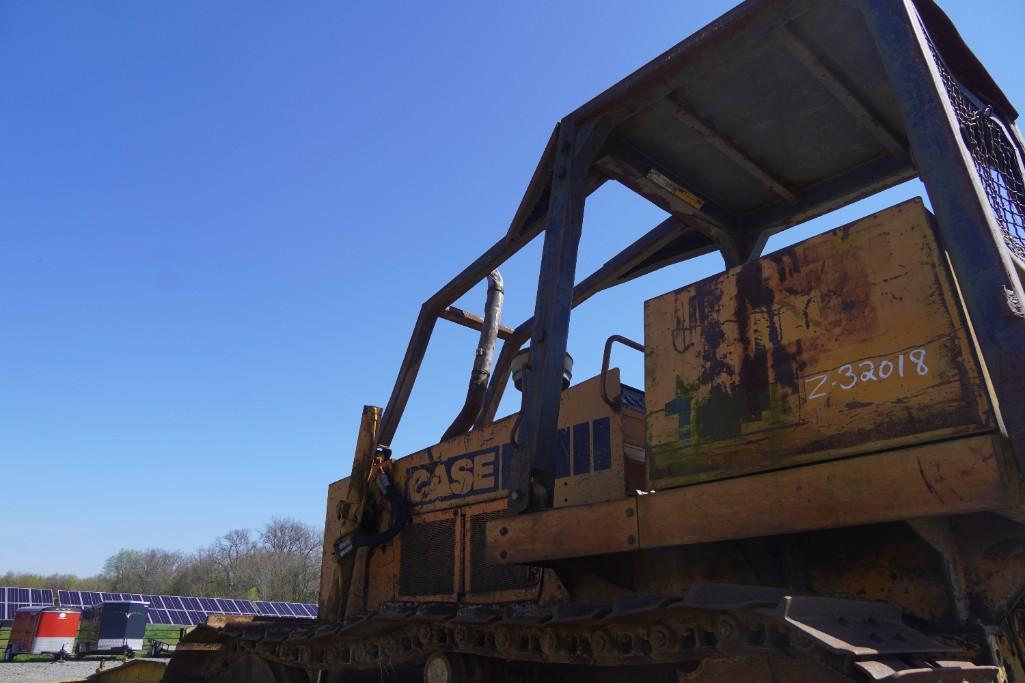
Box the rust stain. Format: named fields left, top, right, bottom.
left=645, top=200, right=993, bottom=489
left=916, top=456, right=945, bottom=504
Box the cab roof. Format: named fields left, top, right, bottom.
left=506, top=0, right=1014, bottom=280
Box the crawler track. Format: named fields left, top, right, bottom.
left=163, top=585, right=1001, bottom=682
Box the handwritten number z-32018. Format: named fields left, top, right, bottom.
left=805, top=349, right=928, bottom=400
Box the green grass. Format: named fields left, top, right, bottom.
left=144, top=624, right=187, bottom=653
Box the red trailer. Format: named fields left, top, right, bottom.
left=3, top=606, right=80, bottom=661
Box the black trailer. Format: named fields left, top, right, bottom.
left=74, top=600, right=148, bottom=657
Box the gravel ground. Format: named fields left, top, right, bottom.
left=0, top=658, right=165, bottom=682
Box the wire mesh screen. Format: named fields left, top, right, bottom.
left=399, top=518, right=456, bottom=597
left=921, top=21, right=1025, bottom=261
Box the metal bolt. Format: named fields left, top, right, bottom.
left=499, top=526, right=509, bottom=536
left=625, top=507, right=635, bottom=518
left=510, top=491, right=521, bottom=502
left=500, top=550, right=508, bottom=560
left=627, top=534, right=636, bottom=545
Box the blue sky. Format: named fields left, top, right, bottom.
left=2, top=1, right=1023, bottom=577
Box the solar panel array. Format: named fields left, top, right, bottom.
left=0, top=587, right=55, bottom=620
left=0, top=587, right=316, bottom=625
left=0, top=587, right=317, bottom=625
left=56, top=590, right=317, bottom=625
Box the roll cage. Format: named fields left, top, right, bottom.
left=374, top=0, right=1025, bottom=515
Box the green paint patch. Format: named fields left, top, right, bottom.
left=694, top=384, right=743, bottom=441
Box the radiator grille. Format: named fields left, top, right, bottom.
left=468, top=510, right=538, bottom=594
left=399, top=518, right=456, bottom=597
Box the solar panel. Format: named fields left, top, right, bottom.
left=0, top=586, right=56, bottom=622
left=150, top=608, right=174, bottom=624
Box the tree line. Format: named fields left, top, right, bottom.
left=3, top=517, right=322, bottom=604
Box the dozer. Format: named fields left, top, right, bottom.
left=163, top=0, right=1025, bottom=680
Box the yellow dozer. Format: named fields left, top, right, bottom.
left=164, top=0, right=1025, bottom=680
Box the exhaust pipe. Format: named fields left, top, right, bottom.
left=442, top=270, right=504, bottom=441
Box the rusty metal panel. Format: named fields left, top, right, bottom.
left=636, top=434, right=1009, bottom=550
left=367, top=498, right=545, bottom=608
left=391, top=372, right=628, bottom=513
left=644, top=199, right=993, bottom=488
left=485, top=434, right=1009, bottom=566
left=485, top=497, right=639, bottom=565
left=368, top=373, right=632, bottom=607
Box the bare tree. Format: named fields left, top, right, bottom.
left=30, top=517, right=327, bottom=603
left=101, top=548, right=183, bottom=594
left=253, top=518, right=322, bottom=603
left=209, top=528, right=258, bottom=596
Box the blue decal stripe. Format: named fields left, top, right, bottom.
left=572, top=422, right=590, bottom=475
left=593, top=417, right=612, bottom=471
left=556, top=428, right=571, bottom=478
